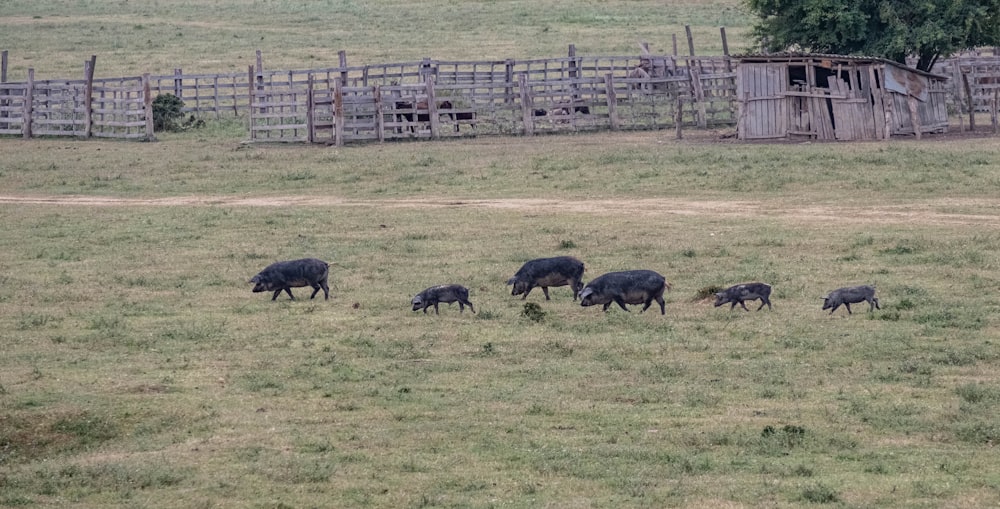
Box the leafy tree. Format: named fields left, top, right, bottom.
left=745, top=0, right=1000, bottom=71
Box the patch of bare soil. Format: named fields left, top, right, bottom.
left=1, top=194, right=997, bottom=227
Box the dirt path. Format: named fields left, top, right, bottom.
left=1, top=194, right=997, bottom=227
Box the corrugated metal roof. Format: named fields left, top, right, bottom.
left=733, top=52, right=949, bottom=80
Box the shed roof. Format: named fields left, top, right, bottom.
left=734, top=52, right=949, bottom=80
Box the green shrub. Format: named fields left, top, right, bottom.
left=152, top=93, right=186, bottom=132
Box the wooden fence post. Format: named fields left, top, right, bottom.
left=374, top=84, right=385, bottom=143
left=685, top=25, right=695, bottom=56
left=425, top=74, right=439, bottom=138
left=143, top=73, right=154, bottom=140
left=173, top=68, right=183, bottom=98
left=675, top=96, right=683, bottom=139
left=504, top=59, right=514, bottom=105
left=306, top=74, right=315, bottom=143
left=333, top=79, right=344, bottom=146
left=672, top=34, right=678, bottom=56
left=691, top=68, right=707, bottom=128
left=247, top=65, right=255, bottom=141
left=338, top=50, right=348, bottom=86
left=518, top=73, right=534, bottom=136
left=255, top=50, right=264, bottom=86
left=23, top=68, right=33, bottom=139
left=255, top=50, right=265, bottom=116
left=84, top=55, right=96, bottom=138
left=721, top=27, right=732, bottom=72
left=993, top=88, right=998, bottom=134
left=212, top=76, right=221, bottom=119
left=962, top=72, right=975, bottom=131
left=1, top=50, right=7, bottom=124
left=568, top=44, right=580, bottom=102
left=604, top=73, right=619, bottom=130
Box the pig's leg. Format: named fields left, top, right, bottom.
left=613, top=297, right=630, bottom=312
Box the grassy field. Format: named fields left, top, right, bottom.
left=2, top=129, right=1000, bottom=508
left=2, top=1, right=1000, bottom=508
left=1, top=0, right=750, bottom=80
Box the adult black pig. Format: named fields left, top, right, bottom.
left=249, top=258, right=330, bottom=301
left=822, top=285, right=880, bottom=315
left=714, top=282, right=773, bottom=311
left=507, top=256, right=585, bottom=301
left=579, top=270, right=670, bottom=315
left=412, top=284, right=475, bottom=314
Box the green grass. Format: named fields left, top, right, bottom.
left=2, top=131, right=1000, bottom=508
left=1, top=0, right=752, bottom=80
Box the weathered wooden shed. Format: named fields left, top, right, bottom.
left=736, top=53, right=949, bottom=141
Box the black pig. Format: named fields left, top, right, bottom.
left=822, top=285, right=880, bottom=315
left=412, top=284, right=475, bottom=314
left=714, top=282, right=773, bottom=311
left=579, top=270, right=670, bottom=315
left=249, top=258, right=330, bottom=301
left=507, top=256, right=585, bottom=301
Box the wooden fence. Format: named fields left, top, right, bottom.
left=10, top=40, right=1000, bottom=143
left=244, top=51, right=738, bottom=144
left=286, top=69, right=731, bottom=145
left=0, top=45, right=736, bottom=142
left=933, top=48, right=1000, bottom=122
left=0, top=75, right=153, bottom=140
left=930, top=52, right=1000, bottom=130
left=0, top=53, right=154, bottom=140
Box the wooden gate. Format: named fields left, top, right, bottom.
left=737, top=63, right=788, bottom=139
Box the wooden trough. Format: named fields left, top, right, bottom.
left=736, top=53, right=949, bottom=141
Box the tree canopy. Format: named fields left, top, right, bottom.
left=745, top=0, right=1000, bottom=71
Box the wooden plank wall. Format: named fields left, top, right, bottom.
left=828, top=73, right=876, bottom=141
left=886, top=81, right=951, bottom=136
left=737, top=63, right=787, bottom=139
left=739, top=60, right=949, bottom=141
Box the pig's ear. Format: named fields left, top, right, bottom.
left=579, top=288, right=593, bottom=299
left=714, top=293, right=723, bottom=298
left=505, top=277, right=516, bottom=286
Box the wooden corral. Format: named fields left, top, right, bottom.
left=249, top=51, right=738, bottom=144
left=932, top=53, right=1000, bottom=131
left=0, top=46, right=737, bottom=143
left=736, top=54, right=949, bottom=141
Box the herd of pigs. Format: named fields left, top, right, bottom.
left=248, top=256, right=882, bottom=316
